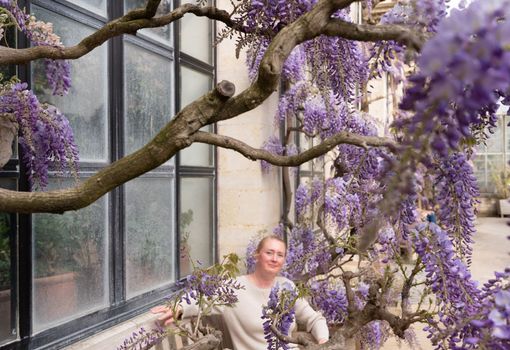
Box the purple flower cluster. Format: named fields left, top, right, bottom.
left=303, top=92, right=349, bottom=139
left=283, top=225, right=333, bottom=279
left=245, top=237, right=258, bottom=274
left=303, top=34, right=368, bottom=104
left=246, top=38, right=270, bottom=82
left=474, top=270, right=510, bottom=346
left=0, top=82, right=78, bottom=189
left=282, top=226, right=319, bottom=279
left=275, top=80, right=351, bottom=140
left=324, top=177, right=362, bottom=231
left=381, top=0, right=448, bottom=32
left=117, top=326, right=165, bottom=350
left=374, top=225, right=397, bottom=262
left=181, top=268, right=243, bottom=307
left=424, top=268, right=510, bottom=349
left=244, top=0, right=313, bottom=35
left=310, top=280, right=347, bottom=325
left=262, top=282, right=297, bottom=350
left=260, top=135, right=284, bottom=172
left=393, top=189, right=419, bottom=244
left=399, top=0, right=510, bottom=157
left=42, top=57, right=72, bottom=96
left=0, top=2, right=72, bottom=95
left=434, top=153, right=479, bottom=264
left=413, top=222, right=483, bottom=348
left=359, top=321, right=390, bottom=350
left=294, top=178, right=322, bottom=218
left=371, top=0, right=448, bottom=81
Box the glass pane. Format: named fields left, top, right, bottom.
left=473, top=157, right=487, bottom=192
left=0, top=179, right=16, bottom=344
left=125, top=177, right=175, bottom=298
left=31, top=6, right=109, bottom=162
left=486, top=118, right=504, bottom=153
left=124, top=0, right=172, bottom=43
left=32, top=179, right=108, bottom=332
left=180, top=0, right=212, bottom=63
left=124, top=42, right=173, bottom=156
left=179, top=177, right=213, bottom=276
left=487, top=155, right=505, bottom=193
left=180, top=67, right=213, bottom=166
left=67, top=0, right=107, bottom=16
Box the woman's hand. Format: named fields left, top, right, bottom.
left=150, top=305, right=181, bottom=326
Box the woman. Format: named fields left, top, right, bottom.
left=152, top=235, right=329, bottom=349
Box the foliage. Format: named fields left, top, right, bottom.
left=33, top=200, right=104, bottom=278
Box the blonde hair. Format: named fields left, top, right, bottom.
left=255, top=235, right=287, bottom=254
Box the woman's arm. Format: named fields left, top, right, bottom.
left=151, top=297, right=225, bottom=327
left=294, top=297, right=329, bottom=344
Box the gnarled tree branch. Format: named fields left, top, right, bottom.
left=0, top=4, right=237, bottom=65
left=323, top=20, right=424, bottom=51
left=0, top=81, right=235, bottom=213
left=0, top=0, right=408, bottom=214
left=191, top=131, right=397, bottom=166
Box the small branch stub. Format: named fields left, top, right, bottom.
left=216, top=80, right=236, bottom=98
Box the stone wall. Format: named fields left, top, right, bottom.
left=215, top=0, right=282, bottom=267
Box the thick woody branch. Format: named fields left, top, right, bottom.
left=180, top=331, right=222, bottom=350
left=0, top=81, right=235, bottom=213
left=323, top=20, right=424, bottom=51
left=317, top=205, right=336, bottom=246
left=270, top=324, right=312, bottom=347
left=401, top=257, right=423, bottom=317
left=192, top=131, right=396, bottom=166
left=341, top=271, right=359, bottom=316
left=209, top=0, right=412, bottom=124
left=0, top=4, right=236, bottom=65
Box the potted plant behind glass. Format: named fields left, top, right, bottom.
left=492, top=165, right=510, bottom=217
left=32, top=200, right=105, bottom=327
left=179, top=209, right=193, bottom=276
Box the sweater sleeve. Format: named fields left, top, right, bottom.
left=294, top=297, right=329, bottom=343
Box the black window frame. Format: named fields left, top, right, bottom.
left=0, top=0, right=217, bottom=348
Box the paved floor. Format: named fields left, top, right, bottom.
left=380, top=217, right=510, bottom=350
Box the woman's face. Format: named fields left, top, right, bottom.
left=255, top=238, right=286, bottom=276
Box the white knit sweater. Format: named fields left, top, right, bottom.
left=181, top=275, right=329, bottom=350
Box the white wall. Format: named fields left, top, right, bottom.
left=216, top=0, right=282, bottom=265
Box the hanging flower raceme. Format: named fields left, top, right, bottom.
left=398, top=0, right=510, bottom=157
left=282, top=225, right=334, bottom=279
left=0, top=2, right=71, bottom=95
left=0, top=82, right=78, bottom=189
left=260, top=135, right=287, bottom=173
left=434, top=152, right=479, bottom=264
left=310, top=280, right=348, bottom=325
left=180, top=263, right=244, bottom=307
left=413, top=222, right=484, bottom=349
left=117, top=326, right=166, bottom=350
left=261, top=282, right=298, bottom=350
